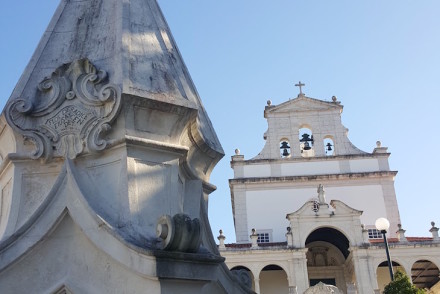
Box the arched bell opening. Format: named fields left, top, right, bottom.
left=299, top=127, right=314, bottom=157
left=323, top=136, right=335, bottom=156
left=376, top=260, right=406, bottom=292
left=259, top=264, right=289, bottom=294
left=279, top=138, right=291, bottom=158
left=305, top=227, right=352, bottom=292
left=411, top=259, right=440, bottom=290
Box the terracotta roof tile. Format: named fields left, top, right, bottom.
left=224, top=242, right=287, bottom=248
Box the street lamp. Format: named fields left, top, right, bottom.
left=375, top=217, right=394, bottom=281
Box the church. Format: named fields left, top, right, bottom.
left=0, top=0, right=438, bottom=293
left=218, top=86, right=440, bottom=293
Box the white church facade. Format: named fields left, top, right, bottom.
left=219, top=90, right=440, bottom=294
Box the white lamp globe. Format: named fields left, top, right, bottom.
left=375, top=217, right=390, bottom=232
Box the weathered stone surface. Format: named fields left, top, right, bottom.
left=0, top=0, right=250, bottom=293
left=8, top=0, right=222, bottom=156
left=304, top=282, right=343, bottom=294
left=5, top=59, right=121, bottom=160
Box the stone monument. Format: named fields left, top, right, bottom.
left=304, top=282, right=343, bottom=294
left=0, top=0, right=251, bottom=293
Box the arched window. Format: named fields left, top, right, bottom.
left=305, top=228, right=351, bottom=289
left=299, top=127, right=314, bottom=157
left=279, top=139, right=291, bottom=158
left=323, top=137, right=335, bottom=156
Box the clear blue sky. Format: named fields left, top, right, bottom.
left=1, top=1, right=440, bottom=242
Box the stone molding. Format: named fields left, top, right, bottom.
left=229, top=171, right=398, bottom=185
left=5, top=59, right=121, bottom=161
left=230, top=152, right=391, bottom=166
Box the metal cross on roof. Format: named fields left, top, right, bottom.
left=295, top=81, right=305, bottom=95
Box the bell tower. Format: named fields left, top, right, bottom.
left=230, top=89, right=400, bottom=243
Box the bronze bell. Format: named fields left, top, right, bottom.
left=280, top=141, right=290, bottom=149
left=280, top=141, right=290, bottom=157
left=326, top=142, right=333, bottom=151
left=303, top=141, right=311, bottom=150
left=300, top=133, right=310, bottom=142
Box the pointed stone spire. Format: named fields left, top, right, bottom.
left=0, top=2, right=250, bottom=293
left=6, top=0, right=222, bottom=156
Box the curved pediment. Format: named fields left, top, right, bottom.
left=329, top=200, right=363, bottom=216
left=286, top=199, right=362, bottom=220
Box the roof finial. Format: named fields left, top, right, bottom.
left=295, top=81, right=305, bottom=97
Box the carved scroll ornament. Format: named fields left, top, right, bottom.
left=156, top=214, right=201, bottom=253
left=5, top=59, right=121, bottom=160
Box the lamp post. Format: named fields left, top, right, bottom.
left=375, top=217, right=394, bottom=281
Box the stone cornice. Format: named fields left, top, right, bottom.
left=221, top=241, right=440, bottom=254
left=229, top=171, right=398, bottom=185
left=231, top=152, right=391, bottom=166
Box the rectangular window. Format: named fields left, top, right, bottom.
left=257, top=233, right=270, bottom=243
left=368, top=229, right=382, bottom=239
left=255, top=229, right=272, bottom=243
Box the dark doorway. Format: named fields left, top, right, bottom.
left=310, top=278, right=336, bottom=286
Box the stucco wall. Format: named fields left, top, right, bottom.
left=244, top=184, right=387, bottom=242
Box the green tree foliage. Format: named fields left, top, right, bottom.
left=383, top=271, right=426, bottom=294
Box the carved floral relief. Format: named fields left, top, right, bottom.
left=5, top=59, right=121, bottom=160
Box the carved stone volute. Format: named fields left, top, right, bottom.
left=5, top=59, right=121, bottom=161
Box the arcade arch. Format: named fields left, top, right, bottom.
left=305, top=227, right=354, bottom=292
left=230, top=266, right=254, bottom=291
left=259, top=264, right=288, bottom=294
left=411, top=259, right=440, bottom=290
left=376, top=260, right=406, bottom=292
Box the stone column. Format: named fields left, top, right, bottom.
left=352, top=250, right=376, bottom=293
left=346, top=282, right=357, bottom=294
left=291, top=249, right=309, bottom=294
left=254, top=278, right=260, bottom=294
left=367, top=258, right=380, bottom=291
left=288, top=285, right=298, bottom=294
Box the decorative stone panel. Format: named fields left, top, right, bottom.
left=5, top=59, right=121, bottom=161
